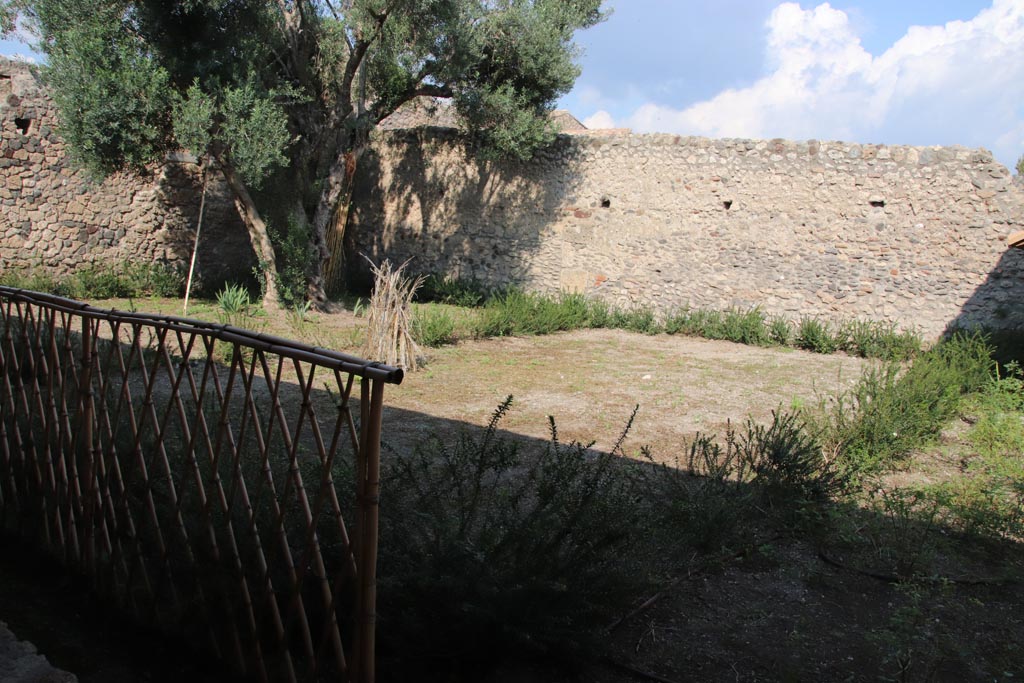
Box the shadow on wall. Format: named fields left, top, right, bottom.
left=153, top=162, right=258, bottom=295
left=345, top=128, right=583, bottom=292
left=946, top=245, right=1024, bottom=364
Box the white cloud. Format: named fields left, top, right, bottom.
left=620, top=1, right=1024, bottom=167
left=583, top=110, right=617, bottom=129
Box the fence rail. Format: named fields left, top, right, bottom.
left=0, top=286, right=402, bottom=682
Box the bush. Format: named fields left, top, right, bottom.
left=269, top=215, right=313, bottom=307
left=796, top=316, right=840, bottom=354
left=378, top=398, right=651, bottom=674
left=741, top=410, right=848, bottom=506
left=606, top=305, right=661, bottom=334
left=473, top=289, right=591, bottom=337
left=416, top=274, right=490, bottom=307
left=215, top=282, right=254, bottom=328
left=643, top=432, right=754, bottom=553
left=411, top=304, right=457, bottom=347
left=0, top=263, right=184, bottom=299
left=838, top=319, right=920, bottom=361
left=720, top=307, right=771, bottom=346
left=768, top=315, right=793, bottom=346
left=824, top=332, right=995, bottom=472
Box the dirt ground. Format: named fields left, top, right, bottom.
left=383, top=327, right=867, bottom=460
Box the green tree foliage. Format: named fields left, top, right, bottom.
left=1016, top=153, right=1024, bottom=176
left=14, top=0, right=605, bottom=305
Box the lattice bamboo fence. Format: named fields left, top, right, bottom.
left=0, top=286, right=403, bottom=682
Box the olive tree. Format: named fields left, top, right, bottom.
left=14, top=0, right=604, bottom=307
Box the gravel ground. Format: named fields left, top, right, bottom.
left=0, top=621, right=76, bottom=683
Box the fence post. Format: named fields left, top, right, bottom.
left=353, top=377, right=385, bottom=683
left=79, top=315, right=95, bottom=572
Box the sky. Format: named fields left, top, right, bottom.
left=2, top=1, right=1022, bottom=169
left=557, top=0, right=1024, bottom=170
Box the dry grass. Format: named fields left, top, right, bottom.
left=362, top=259, right=423, bottom=371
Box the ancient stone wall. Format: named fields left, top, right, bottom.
left=3, top=54, right=1022, bottom=338
left=349, top=128, right=1024, bottom=338
left=0, top=59, right=254, bottom=290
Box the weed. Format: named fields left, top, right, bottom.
left=0, top=263, right=184, bottom=299
left=769, top=315, right=793, bottom=346
left=796, top=316, right=840, bottom=354
left=473, top=289, right=591, bottom=337
left=607, top=305, right=661, bottom=334
left=216, top=283, right=253, bottom=326
left=416, top=273, right=490, bottom=307
left=816, top=332, right=995, bottom=473
left=378, top=398, right=652, bottom=673
left=839, top=319, right=920, bottom=361
left=643, top=430, right=754, bottom=553
left=741, top=409, right=849, bottom=507
left=268, top=214, right=313, bottom=307
left=869, top=581, right=947, bottom=682
left=411, top=304, right=457, bottom=347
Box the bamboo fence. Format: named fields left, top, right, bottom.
left=0, top=286, right=403, bottom=682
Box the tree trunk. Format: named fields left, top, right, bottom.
left=309, top=145, right=365, bottom=306
left=217, top=157, right=282, bottom=310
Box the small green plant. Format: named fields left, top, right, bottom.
left=607, top=305, right=661, bottom=334
left=411, top=304, right=457, bottom=347
left=379, top=398, right=652, bottom=672
left=720, top=307, right=771, bottom=346
left=839, top=319, right=920, bottom=361
left=741, top=409, right=849, bottom=507
left=796, top=316, right=839, bottom=354
left=869, top=581, right=947, bottom=681
left=769, top=315, right=793, bottom=346
left=644, top=430, right=754, bottom=553
left=416, top=273, right=490, bottom=307
left=216, top=283, right=253, bottom=328
left=269, top=214, right=313, bottom=307
left=816, top=332, right=996, bottom=473
left=473, top=288, right=592, bottom=337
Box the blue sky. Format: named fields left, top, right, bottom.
left=558, top=0, right=1024, bottom=169
left=3, top=2, right=1021, bottom=168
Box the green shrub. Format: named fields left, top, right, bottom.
left=719, top=307, right=771, bottom=346
left=825, top=332, right=995, bottom=472
left=416, top=274, right=490, bottom=307
left=66, top=265, right=132, bottom=299
left=796, top=316, right=840, bottom=354
left=378, top=398, right=651, bottom=673
left=838, top=319, right=920, bottom=361
left=607, top=305, right=661, bottom=334
left=411, top=304, right=457, bottom=347
left=269, top=215, right=313, bottom=307
left=0, top=263, right=184, bottom=299
left=741, top=410, right=848, bottom=505
left=215, top=283, right=253, bottom=328
left=664, top=307, right=722, bottom=338
left=0, top=268, right=63, bottom=294
left=643, top=432, right=754, bottom=553
left=473, top=289, right=591, bottom=337
left=768, top=315, right=793, bottom=346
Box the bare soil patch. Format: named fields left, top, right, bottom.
left=386, top=328, right=866, bottom=459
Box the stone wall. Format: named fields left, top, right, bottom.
left=349, top=128, right=1024, bottom=338
left=3, top=53, right=1022, bottom=338
left=0, top=59, right=254, bottom=290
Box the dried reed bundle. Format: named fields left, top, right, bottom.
left=363, top=257, right=424, bottom=371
